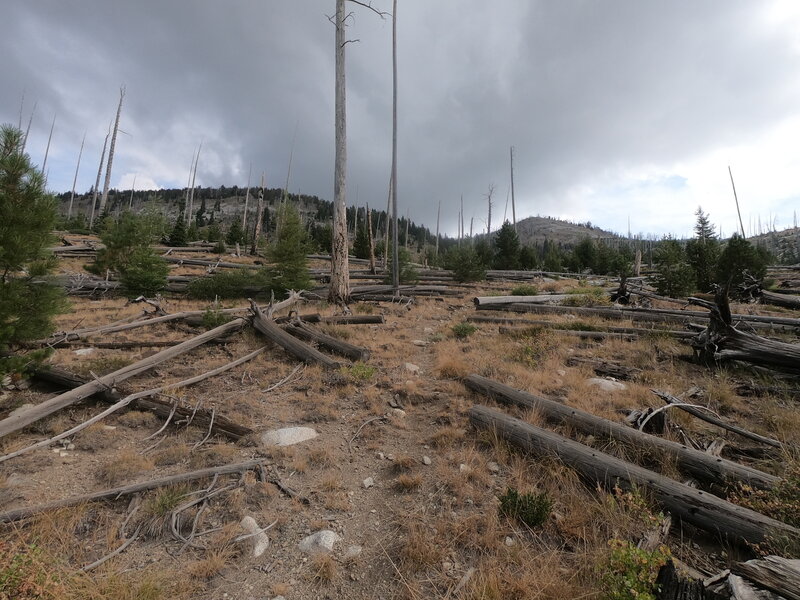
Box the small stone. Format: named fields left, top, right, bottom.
left=412, top=340, right=428, bottom=347
left=363, top=477, right=375, bottom=489
left=260, top=426, right=318, bottom=447
left=240, top=516, right=270, bottom=557
left=443, top=561, right=453, bottom=571
left=404, top=362, right=420, bottom=374
left=73, top=348, right=95, bottom=356
left=423, top=327, right=434, bottom=333
left=391, top=408, right=407, bottom=418
left=342, top=545, right=362, bottom=561
left=386, top=454, right=395, bottom=461
left=586, top=378, right=627, bottom=392
left=459, top=463, right=471, bottom=474
left=505, top=536, right=515, bottom=546
left=487, top=462, right=500, bottom=474
left=422, top=456, right=432, bottom=466
left=298, top=530, right=342, bottom=554
left=377, top=452, right=385, bottom=460
left=557, top=369, right=566, bottom=376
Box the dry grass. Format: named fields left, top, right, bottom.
left=188, top=444, right=239, bottom=469
left=96, top=451, right=154, bottom=486
left=309, top=552, right=337, bottom=584
left=428, top=426, right=465, bottom=449
left=137, top=485, right=187, bottom=538
left=395, top=473, right=423, bottom=492
left=116, top=410, right=160, bottom=429
left=74, top=423, right=117, bottom=451
left=308, top=446, right=334, bottom=467
left=151, top=443, right=190, bottom=466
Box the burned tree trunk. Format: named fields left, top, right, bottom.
left=283, top=321, right=370, bottom=362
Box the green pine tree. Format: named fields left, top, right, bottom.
left=716, top=234, right=769, bottom=288
left=353, top=221, right=371, bottom=260
left=685, top=207, right=720, bottom=292
left=0, top=125, right=67, bottom=374
left=493, top=221, right=521, bottom=270
left=225, top=220, right=245, bottom=246
left=168, top=214, right=187, bottom=247
left=652, top=237, right=695, bottom=298
left=266, top=204, right=312, bottom=295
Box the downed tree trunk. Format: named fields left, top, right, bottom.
left=731, top=556, right=800, bottom=600
left=652, top=390, right=783, bottom=449
left=0, top=319, right=245, bottom=440
left=250, top=302, right=340, bottom=369
left=468, top=315, right=696, bottom=339
left=283, top=322, right=370, bottom=362
left=468, top=405, right=799, bottom=545
left=760, top=289, right=800, bottom=310
left=463, top=374, right=779, bottom=489
left=499, top=325, right=638, bottom=341
left=2, top=347, right=264, bottom=463
left=473, top=294, right=573, bottom=307
left=566, top=357, right=643, bottom=380
left=0, top=459, right=265, bottom=523
left=690, top=293, right=800, bottom=375
left=30, top=364, right=254, bottom=442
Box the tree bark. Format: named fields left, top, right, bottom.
left=469, top=405, right=798, bottom=545
left=67, top=132, right=86, bottom=220
left=731, top=557, right=800, bottom=600
left=99, top=86, right=125, bottom=216
left=283, top=321, right=370, bottom=361
left=89, top=125, right=110, bottom=228
left=464, top=374, right=779, bottom=489
left=251, top=186, right=265, bottom=255
left=390, top=0, right=400, bottom=295
left=367, top=204, right=377, bottom=274
left=329, top=0, right=350, bottom=305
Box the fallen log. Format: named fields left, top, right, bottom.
left=477, top=302, right=800, bottom=332
left=467, top=315, right=695, bottom=338
left=1, top=347, right=264, bottom=463
left=473, top=294, right=573, bottom=307
left=0, top=459, right=265, bottom=523
left=731, top=556, right=800, bottom=600
left=652, top=390, right=783, bottom=449
left=250, top=302, right=340, bottom=369
left=31, top=364, right=251, bottom=441
left=320, top=314, right=385, bottom=325
left=690, top=293, right=800, bottom=375
left=463, top=374, right=779, bottom=489
left=0, top=319, right=246, bottom=440
left=283, top=322, right=370, bottom=362
left=566, top=357, right=643, bottom=380
left=760, top=289, right=800, bottom=310
left=499, top=325, right=638, bottom=341
left=468, top=405, right=798, bottom=545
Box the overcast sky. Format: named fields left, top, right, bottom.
left=3, top=0, right=800, bottom=238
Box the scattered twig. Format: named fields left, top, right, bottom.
left=261, top=364, right=305, bottom=393
left=232, top=519, right=279, bottom=543
left=142, top=400, right=178, bottom=441
left=191, top=408, right=216, bottom=450
left=347, top=415, right=386, bottom=453
left=80, top=525, right=142, bottom=572
left=638, top=402, right=722, bottom=432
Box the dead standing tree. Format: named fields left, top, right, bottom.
left=329, top=0, right=390, bottom=306
left=67, top=131, right=86, bottom=220
left=99, top=86, right=125, bottom=217
left=89, top=123, right=111, bottom=228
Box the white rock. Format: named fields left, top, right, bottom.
left=363, top=477, right=374, bottom=489
left=240, top=516, right=270, bottom=558
left=459, top=463, right=472, bottom=474
left=557, top=369, right=566, bottom=377
left=404, top=362, right=420, bottom=374
left=412, top=340, right=428, bottom=347
left=422, top=456, right=432, bottom=466
left=73, top=348, right=95, bottom=356
left=260, top=426, right=318, bottom=446
left=8, top=403, right=34, bottom=418
left=487, top=462, right=501, bottom=474
left=298, top=530, right=342, bottom=554
left=586, top=378, right=627, bottom=392
left=391, top=408, right=407, bottom=418
left=505, top=536, right=515, bottom=546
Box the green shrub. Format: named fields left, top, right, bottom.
left=731, top=462, right=800, bottom=529
left=90, top=210, right=166, bottom=275
left=716, top=233, right=769, bottom=288
left=167, top=214, right=187, bottom=247
left=652, top=237, right=694, bottom=298
left=511, top=284, right=538, bottom=296
left=384, top=246, right=419, bottom=285
left=498, top=487, right=552, bottom=528
left=452, top=322, right=477, bottom=340
left=600, top=539, right=670, bottom=600
left=187, top=268, right=270, bottom=300
left=508, top=329, right=559, bottom=367
left=119, top=248, right=169, bottom=297
left=212, top=240, right=226, bottom=254
left=342, top=363, right=376, bottom=381
left=443, top=246, right=486, bottom=282
left=563, top=287, right=611, bottom=307
left=201, top=303, right=233, bottom=329
left=225, top=221, right=245, bottom=246
left=268, top=204, right=312, bottom=293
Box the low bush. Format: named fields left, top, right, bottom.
left=443, top=246, right=486, bottom=283
left=600, top=539, right=670, bottom=600
left=452, top=322, right=477, bottom=340
left=119, top=248, right=169, bottom=297
left=187, top=268, right=270, bottom=300
left=498, top=487, right=552, bottom=528
left=510, top=284, right=538, bottom=296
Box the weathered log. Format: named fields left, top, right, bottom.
left=273, top=313, right=323, bottom=324
left=283, top=322, right=370, bottom=362
left=499, top=325, right=637, bottom=341
left=760, top=289, right=800, bottom=310
left=732, top=556, right=800, bottom=600
left=467, top=315, right=695, bottom=339
left=0, top=319, right=246, bottom=440
left=320, top=314, right=385, bottom=325
left=690, top=294, right=800, bottom=375
left=468, top=405, right=798, bottom=545
left=477, top=302, right=800, bottom=332
left=162, top=255, right=254, bottom=269
left=23, top=338, right=234, bottom=349
left=0, top=459, right=265, bottom=523
left=250, top=302, right=340, bottom=369
left=566, top=357, right=643, bottom=380
left=654, top=562, right=721, bottom=600
left=2, top=347, right=264, bottom=463
left=473, top=294, right=573, bottom=307
left=463, top=374, right=779, bottom=489
left=652, top=390, right=783, bottom=448
left=30, top=364, right=253, bottom=442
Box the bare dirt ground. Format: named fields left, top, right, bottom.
left=1, top=246, right=798, bottom=600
